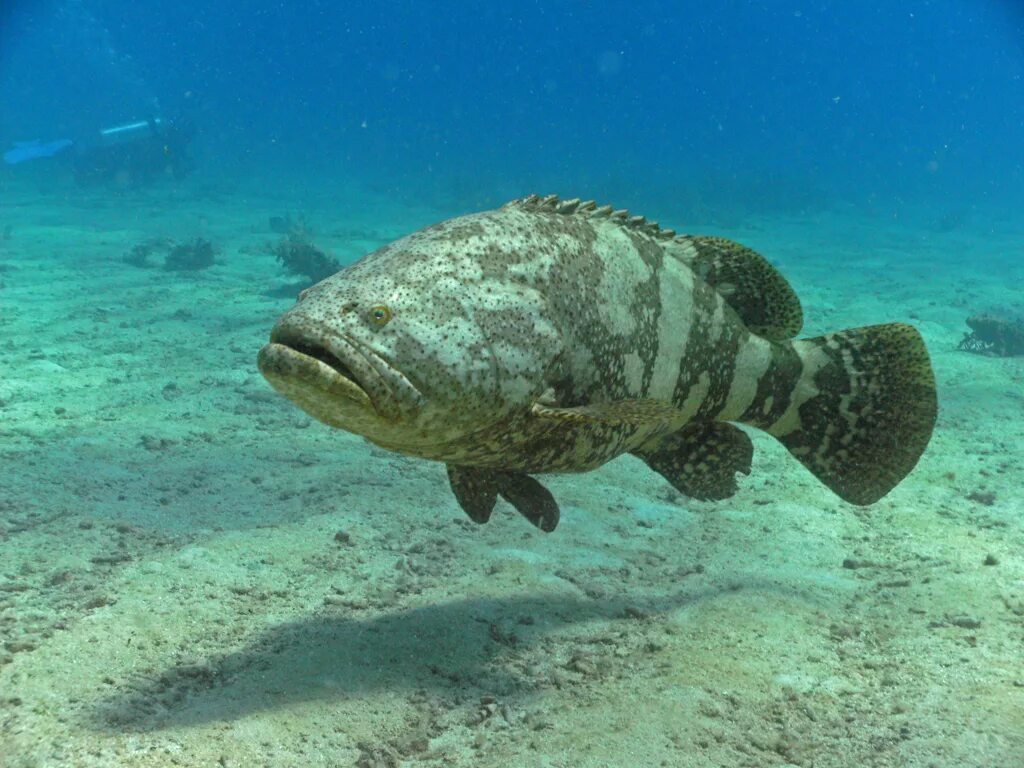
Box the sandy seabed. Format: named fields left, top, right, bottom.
left=0, top=175, right=1022, bottom=767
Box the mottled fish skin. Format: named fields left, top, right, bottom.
left=259, top=194, right=937, bottom=526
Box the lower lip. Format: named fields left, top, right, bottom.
left=258, top=343, right=374, bottom=409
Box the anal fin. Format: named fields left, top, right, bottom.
left=633, top=422, right=753, bottom=501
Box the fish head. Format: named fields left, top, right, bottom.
left=258, top=229, right=562, bottom=451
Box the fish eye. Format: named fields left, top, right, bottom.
left=369, top=304, right=393, bottom=326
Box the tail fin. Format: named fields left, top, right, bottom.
left=768, top=323, right=936, bottom=505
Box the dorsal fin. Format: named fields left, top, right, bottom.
left=678, top=236, right=803, bottom=340
left=503, top=195, right=803, bottom=340
left=503, top=194, right=677, bottom=241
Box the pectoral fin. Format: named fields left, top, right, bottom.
left=633, top=422, right=753, bottom=501
left=446, top=465, right=561, bottom=532
left=531, top=397, right=680, bottom=427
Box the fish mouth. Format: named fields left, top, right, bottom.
left=258, top=323, right=423, bottom=424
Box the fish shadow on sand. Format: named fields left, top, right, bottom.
left=89, top=587, right=739, bottom=731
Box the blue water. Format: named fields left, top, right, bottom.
left=2, top=0, right=1022, bottom=216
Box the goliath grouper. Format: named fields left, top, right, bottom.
left=258, top=194, right=937, bottom=532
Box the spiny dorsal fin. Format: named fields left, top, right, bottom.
left=503, top=195, right=804, bottom=340
left=504, top=193, right=678, bottom=241
left=678, top=236, right=803, bottom=340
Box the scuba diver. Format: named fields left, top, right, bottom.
left=3, top=117, right=195, bottom=188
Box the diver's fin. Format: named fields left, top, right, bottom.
left=446, top=466, right=560, bottom=532
left=531, top=397, right=680, bottom=427
left=679, top=236, right=803, bottom=340
left=3, top=138, right=74, bottom=165
left=633, top=422, right=753, bottom=500
left=771, top=323, right=937, bottom=505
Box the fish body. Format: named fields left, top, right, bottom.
left=259, top=194, right=937, bottom=531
